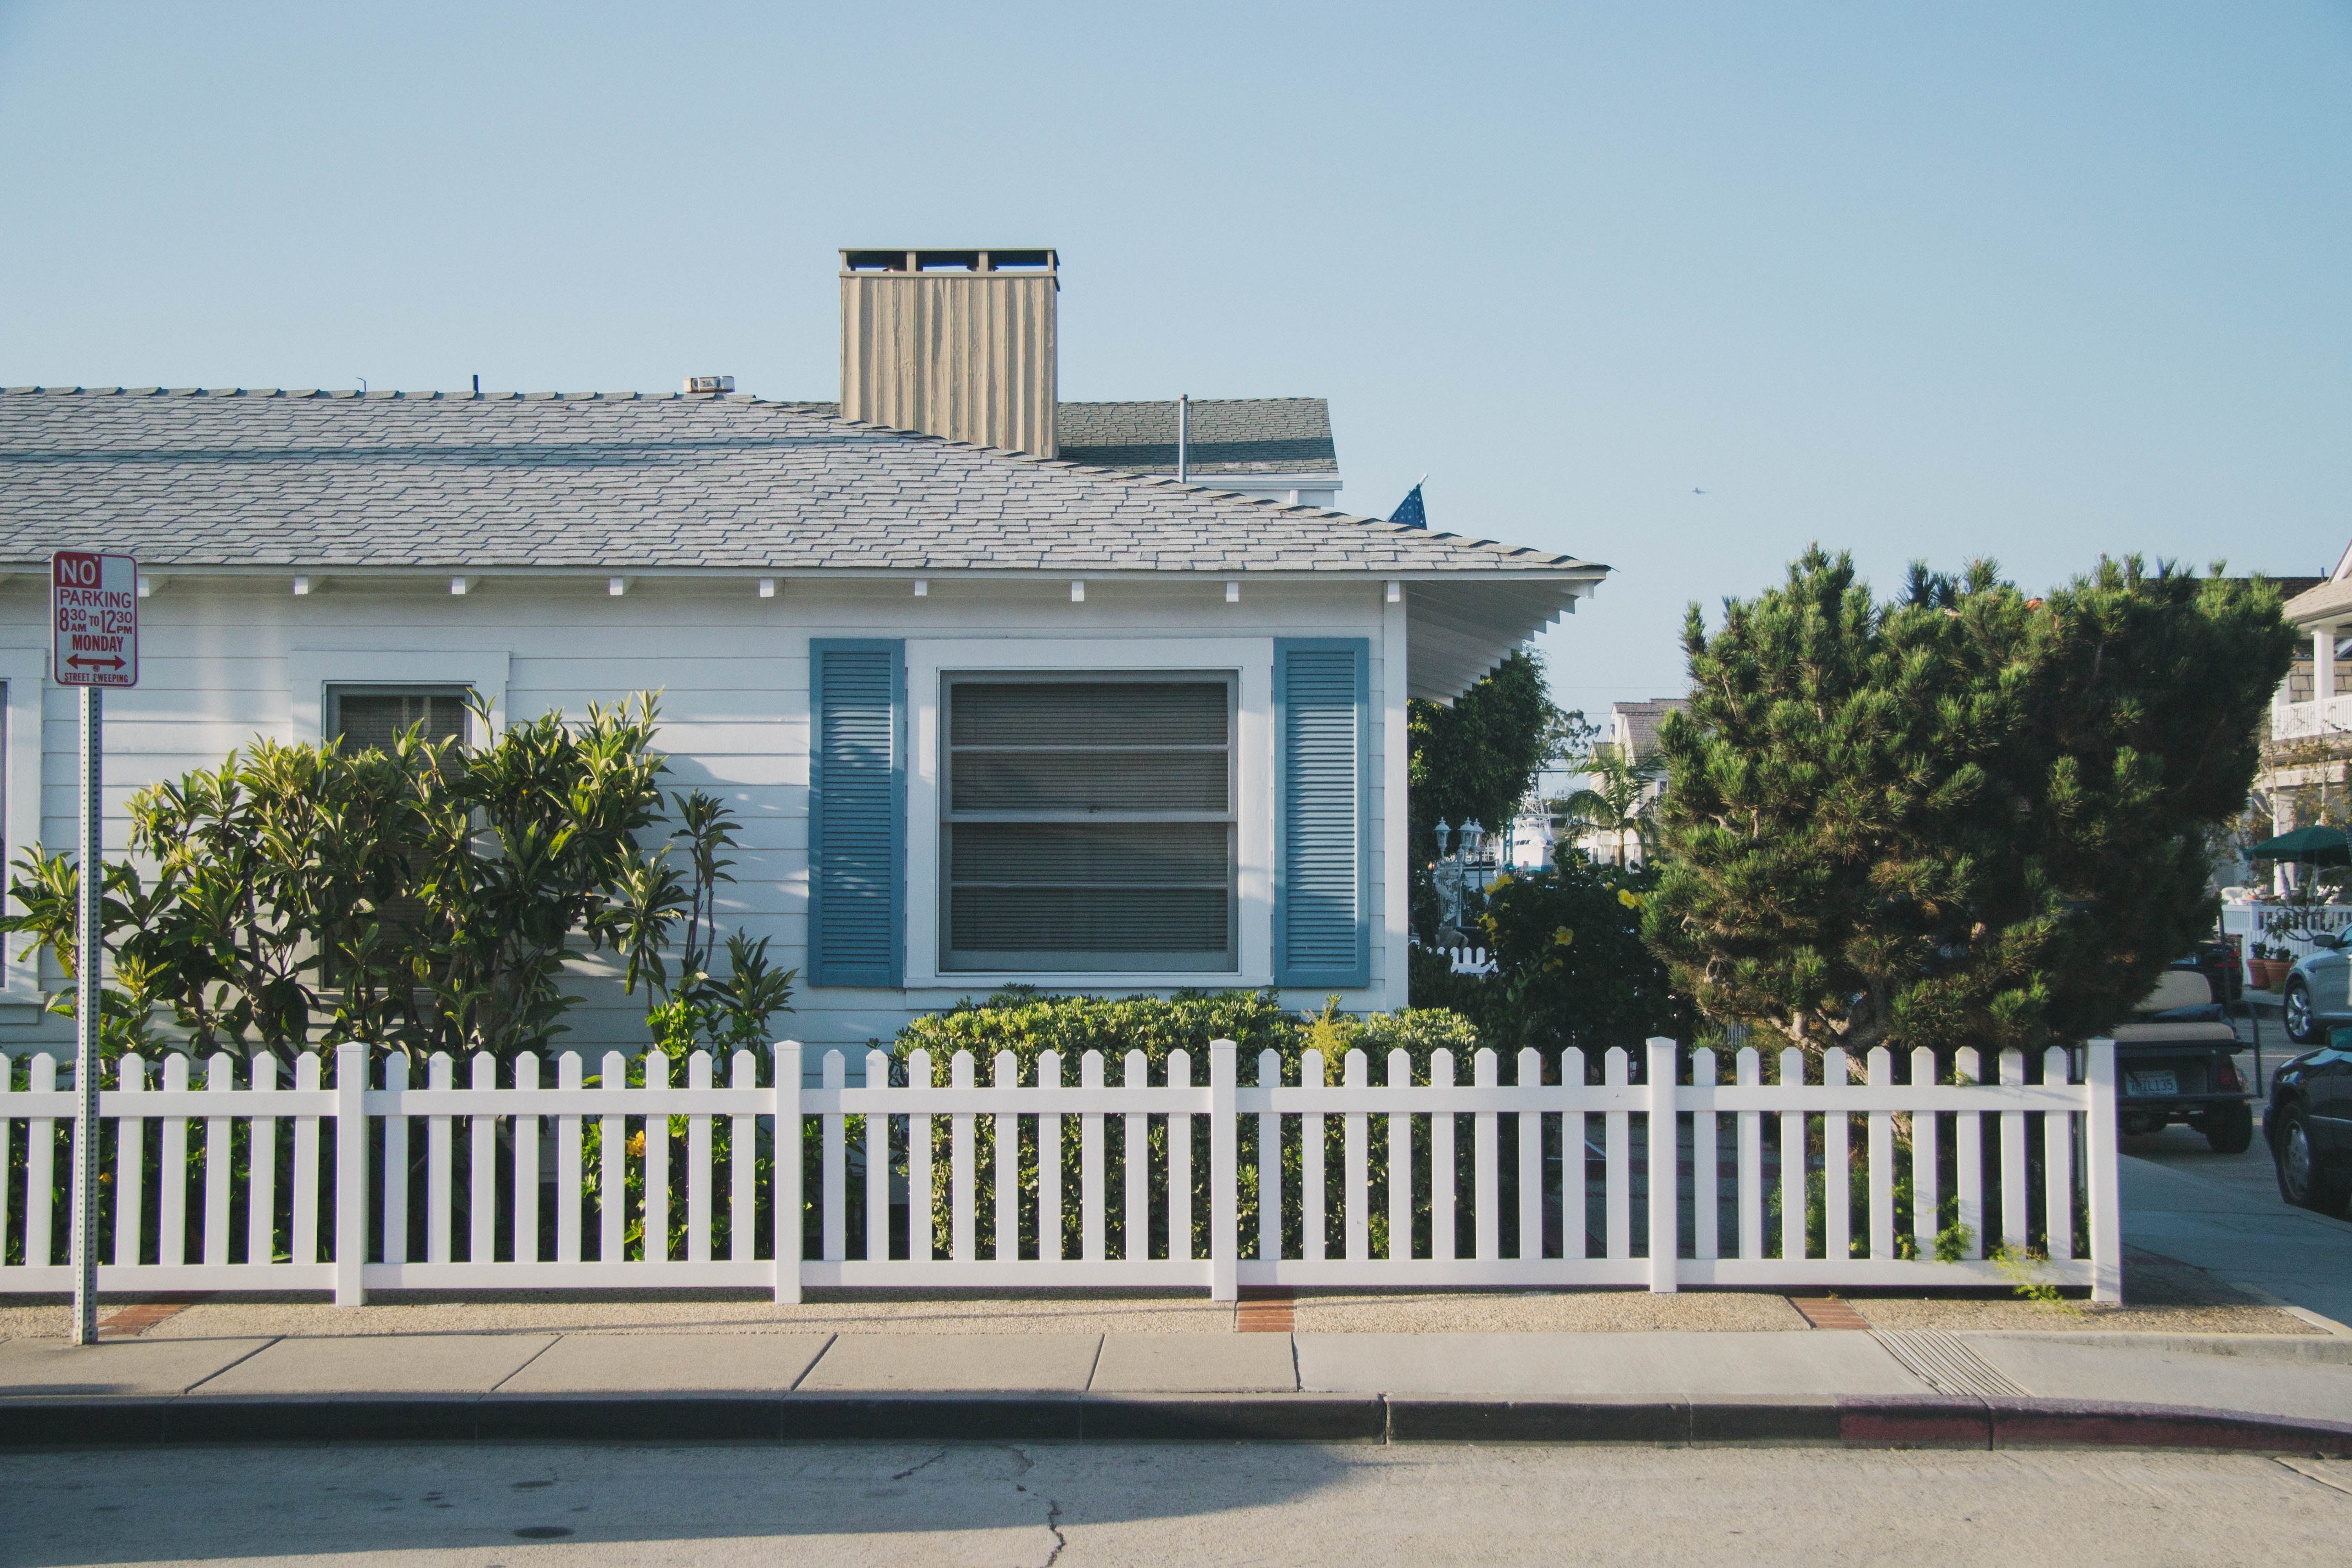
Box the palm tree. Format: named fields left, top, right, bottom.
left=1552, top=743, right=1663, bottom=866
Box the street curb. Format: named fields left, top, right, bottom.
left=0, top=1393, right=2343, bottom=1453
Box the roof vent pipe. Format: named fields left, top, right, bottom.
left=1177, top=394, right=1189, bottom=483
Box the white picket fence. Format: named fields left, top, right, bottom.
left=0, top=1037, right=2122, bottom=1302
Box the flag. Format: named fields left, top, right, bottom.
left=1390, top=482, right=1426, bottom=529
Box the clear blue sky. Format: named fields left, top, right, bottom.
left=4, top=2, right=2345, bottom=714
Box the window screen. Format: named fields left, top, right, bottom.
left=942, top=675, right=1236, bottom=972
left=328, top=687, right=469, bottom=751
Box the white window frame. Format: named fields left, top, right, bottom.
left=904, top=637, right=1273, bottom=989
left=288, top=648, right=510, bottom=747
left=0, top=646, right=44, bottom=1019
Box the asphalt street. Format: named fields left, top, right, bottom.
left=2121, top=1115, right=2352, bottom=1324
left=5, top=1440, right=2349, bottom=1567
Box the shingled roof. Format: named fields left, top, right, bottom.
left=0, top=386, right=1605, bottom=698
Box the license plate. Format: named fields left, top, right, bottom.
left=2127, top=1071, right=2178, bottom=1097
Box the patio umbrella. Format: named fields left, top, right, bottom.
left=2249, top=824, right=2352, bottom=866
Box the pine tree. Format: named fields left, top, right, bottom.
left=1643, top=547, right=2295, bottom=1057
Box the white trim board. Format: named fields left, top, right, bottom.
left=287, top=648, right=511, bottom=747
left=901, top=635, right=1275, bottom=991
left=0, top=645, right=46, bottom=1019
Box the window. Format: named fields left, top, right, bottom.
left=327, top=686, right=470, bottom=750
left=941, top=674, right=1237, bottom=972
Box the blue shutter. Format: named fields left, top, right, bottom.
left=1275, top=638, right=1370, bottom=988
left=810, top=639, right=905, bottom=988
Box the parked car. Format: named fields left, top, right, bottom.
left=2266, top=1029, right=2352, bottom=1215
left=2282, top=929, right=2352, bottom=1045
left=2113, top=963, right=2255, bottom=1152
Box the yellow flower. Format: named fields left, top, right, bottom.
left=1617, top=889, right=1645, bottom=910
left=1488, top=871, right=1515, bottom=892
left=1552, top=926, right=1574, bottom=948
left=626, top=1130, right=646, bottom=1158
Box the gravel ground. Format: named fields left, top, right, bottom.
left=0, top=1286, right=2320, bottom=1340
left=1849, top=1296, right=2319, bottom=1334
left=1291, top=1289, right=1810, bottom=1333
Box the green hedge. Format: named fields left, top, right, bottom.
left=875, top=988, right=1486, bottom=1263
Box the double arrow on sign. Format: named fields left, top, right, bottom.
left=66, top=654, right=125, bottom=671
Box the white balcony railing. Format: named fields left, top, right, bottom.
left=2273, top=692, right=2352, bottom=742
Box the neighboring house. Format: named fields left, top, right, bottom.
left=0, top=247, right=1607, bottom=1057
left=2255, top=562, right=2345, bottom=892
left=1553, top=697, right=1685, bottom=867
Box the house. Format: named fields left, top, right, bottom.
left=0, top=248, right=1608, bottom=1056
left=1541, top=697, right=1685, bottom=867
left=2253, top=560, right=2345, bottom=893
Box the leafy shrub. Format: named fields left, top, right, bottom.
left=874, top=989, right=1487, bottom=1264
left=1412, top=852, right=1693, bottom=1058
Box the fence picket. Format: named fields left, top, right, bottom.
left=600, top=1051, right=627, bottom=1264
left=1605, top=1048, right=1630, bottom=1260
left=1777, top=1048, right=1805, bottom=1263
left=1430, top=1049, right=1455, bottom=1262
left=1079, top=1050, right=1103, bottom=1262
left=247, top=1055, right=277, bottom=1268
left=107, top=1055, right=137, bottom=1268
left=1344, top=1049, right=1369, bottom=1263
left=1999, top=1049, right=2028, bottom=1253
left=1302, top=1048, right=1327, bottom=1264
left=1517, top=1048, right=1543, bottom=1261
left=822, top=1051, right=847, bottom=1264
left=1646, top=1037, right=1679, bottom=1291
left=1822, top=1047, right=1850, bottom=1265
left=1911, top=1046, right=1938, bottom=1260
left=470, top=1053, right=497, bottom=1265
left=644, top=1051, right=671, bottom=1266
left=1735, top=1047, right=1760, bottom=1262
left=951, top=1051, right=975, bottom=1264
left=203, top=1053, right=234, bottom=1267
left=381, top=1055, right=408, bottom=1266
left=741, top=1050, right=766, bottom=1265
left=1256, top=1049, right=1281, bottom=1263
left=157, top=1053, right=189, bottom=1268
left=423, top=1053, right=453, bottom=1263
left=1692, top=1049, right=1718, bottom=1263
left=1867, top=1047, right=1894, bottom=1261
left=1038, top=1050, right=1063, bottom=1263
left=687, top=1051, right=711, bottom=1265
left=23, top=1053, right=56, bottom=1279
left=1386, top=1048, right=1411, bottom=1262
left=1122, top=1050, right=1147, bottom=1261
left=774, top=1040, right=802, bottom=1303
left=909, top=1049, right=936, bottom=1264
left=289, top=1052, right=322, bottom=1265
left=994, top=1051, right=1019, bottom=1262
left=1561, top=1048, right=1586, bottom=1263
left=1169, top=1049, right=1192, bottom=1263
left=556, top=1051, right=583, bottom=1265
left=1474, top=1049, right=1500, bottom=1261
left=1954, top=1047, right=1983, bottom=1260
left=514, top=1055, right=540, bottom=1265
left=2044, top=1045, right=2075, bottom=1260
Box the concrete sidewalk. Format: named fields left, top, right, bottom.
left=5, top=1323, right=2350, bottom=1452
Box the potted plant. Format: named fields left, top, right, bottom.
left=2249, top=940, right=2294, bottom=991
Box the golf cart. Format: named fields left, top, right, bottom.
left=2112, top=962, right=2256, bottom=1152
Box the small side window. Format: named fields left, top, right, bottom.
left=327, top=686, right=470, bottom=751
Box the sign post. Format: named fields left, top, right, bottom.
left=52, top=550, right=137, bottom=1347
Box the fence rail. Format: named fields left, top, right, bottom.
left=1, top=1037, right=2122, bottom=1302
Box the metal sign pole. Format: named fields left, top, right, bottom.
left=53, top=548, right=134, bottom=1349
left=69, top=683, right=102, bottom=1345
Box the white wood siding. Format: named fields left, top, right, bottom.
left=0, top=576, right=1400, bottom=1056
